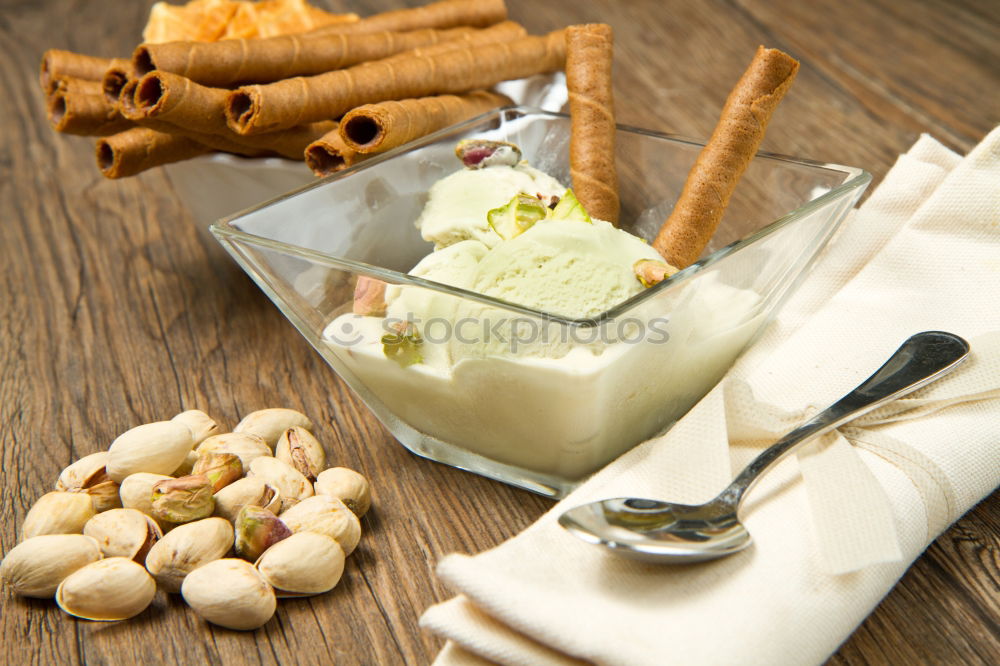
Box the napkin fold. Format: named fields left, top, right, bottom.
left=420, top=126, right=1000, bottom=665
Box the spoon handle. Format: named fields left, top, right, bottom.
left=719, top=331, right=969, bottom=508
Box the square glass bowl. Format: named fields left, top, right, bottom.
left=211, top=107, right=869, bottom=498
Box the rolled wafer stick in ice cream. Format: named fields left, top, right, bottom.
left=47, top=90, right=132, bottom=136
left=338, top=90, right=512, bottom=154
left=308, top=0, right=508, bottom=37
left=565, top=23, right=619, bottom=225
left=304, top=127, right=365, bottom=176
left=132, top=24, right=484, bottom=88
left=96, top=127, right=210, bottom=179
left=653, top=46, right=799, bottom=268
left=227, top=29, right=566, bottom=135
left=40, top=49, right=113, bottom=90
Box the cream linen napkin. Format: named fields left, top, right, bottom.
left=420, top=126, right=1000, bottom=666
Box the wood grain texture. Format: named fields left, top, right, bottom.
left=1, top=1, right=997, bottom=665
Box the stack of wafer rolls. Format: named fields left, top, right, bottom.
left=226, top=29, right=566, bottom=135
left=652, top=46, right=799, bottom=268
left=40, top=0, right=623, bottom=183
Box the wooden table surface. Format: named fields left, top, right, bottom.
left=2, top=0, right=997, bottom=664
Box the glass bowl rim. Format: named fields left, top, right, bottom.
left=211, top=105, right=871, bottom=327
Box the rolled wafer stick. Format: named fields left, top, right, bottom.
left=45, top=75, right=103, bottom=98
left=121, top=78, right=335, bottom=160
left=653, top=46, right=799, bottom=268
left=96, top=127, right=210, bottom=179
left=133, top=24, right=489, bottom=88
left=339, top=90, right=512, bottom=154
left=227, top=29, right=566, bottom=135
left=304, top=128, right=365, bottom=176
left=565, top=23, right=619, bottom=225
left=362, top=20, right=524, bottom=66
left=40, top=49, right=113, bottom=89
left=308, top=0, right=507, bottom=37
left=102, top=58, right=133, bottom=105
left=47, top=90, right=132, bottom=136
left=133, top=71, right=234, bottom=136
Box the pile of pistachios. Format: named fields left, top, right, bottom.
left=0, top=408, right=372, bottom=630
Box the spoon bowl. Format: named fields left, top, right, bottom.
left=558, top=331, right=970, bottom=564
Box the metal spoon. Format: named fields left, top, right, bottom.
left=558, top=331, right=970, bottom=564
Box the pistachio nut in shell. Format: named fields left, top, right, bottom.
left=171, top=409, right=220, bottom=446
left=192, top=452, right=243, bottom=492
left=151, top=474, right=216, bottom=523
left=0, top=534, right=103, bottom=598
left=106, top=421, right=195, bottom=483
left=234, top=505, right=292, bottom=562
left=84, top=480, right=123, bottom=513
left=56, top=451, right=111, bottom=491
left=171, top=450, right=200, bottom=477
left=144, top=517, right=233, bottom=593
left=233, top=408, right=313, bottom=448
left=278, top=495, right=361, bottom=556
left=181, top=558, right=276, bottom=631
left=119, top=472, right=175, bottom=529
left=56, top=557, right=156, bottom=621
left=314, top=467, right=371, bottom=516
left=197, top=433, right=271, bottom=470
left=275, top=427, right=325, bottom=480
left=255, top=532, right=344, bottom=597
left=22, top=491, right=96, bottom=539
left=214, top=478, right=281, bottom=522
left=83, top=508, right=162, bottom=563
left=247, top=457, right=313, bottom=512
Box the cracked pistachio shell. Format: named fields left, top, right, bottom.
left=171, top=410, right=220, bottom=446
left=213, top=477, right=281, bottom=523
left=255, top=532, right=344, bottom=597
left=23, top=492, right=96, bottom=539
left=144, top=517, right=233, bottom=593
left=106, top=421, right=195, bottom=483
left=83, top=508, right=162, bottom=563
left=151, top=475, right=216, bottom=524
left=192, top=452, right=243, bottom=493
left=275, top=427, right=325, bottom=481
left=234, top=506, right=292, bottom=562
left=181, top=558, right=275, bottom=631
left=56, top=452, right=111, bottom=491
left=56, top=557, right=156, bottom=621
left=247, top=457, right=313, bottom=512
left=234, top=409, right=313, bottom=448
left=278, top=495, right=361, bottom=556
left=119, top=473, right=175, bottom=531
left=314, top=467, right=371, bottom=517
left=83, top=480, right=123, bottom=513
left=0, top=534, right=103, bottom=598
left=171, top=450, right=200, bottom=477
left=197, top=433, right=271, bottom=470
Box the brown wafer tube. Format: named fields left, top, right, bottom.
left=45, top=75, right=103, bottom=98
left=133, top=71, right=234, bottom=136
left=304, top=128, right=365, bottom=176
left=565, top=24, right=619, bottom=225
left=339, top=90, right=512, bottom=154
left=362, top=20, right=524, bottom=66
left=308, top=0, right=507, bottom=36
left=653, top=46, right=799, bottom=268
left=47, top=90, right=132, bottom=136
left=133, top=24, right=493, bottom=88
left=40, top=50, right=113, bottom=89
left=127, top=72, right=336, bottom=159
left=102, top=58, right=133, bottom=105
left=227, top=29, right=566, bottom=135
left=96, top=127, right=210, bottom=179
